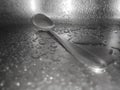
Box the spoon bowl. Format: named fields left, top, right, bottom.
left=32, top=14, right=55, bottom=30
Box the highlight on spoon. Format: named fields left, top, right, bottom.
left=32, top=14, right=55, bottom=30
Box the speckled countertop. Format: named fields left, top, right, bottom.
left=0, top=24, right=120, bottom=90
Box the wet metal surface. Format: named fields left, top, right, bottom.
left=31, top=13, right=108, bottom=69
left=0, top=0, right=120, bottom=90
left=0, top=25, right=120, bottom=90
left=1, top=0, right=120, bottom=26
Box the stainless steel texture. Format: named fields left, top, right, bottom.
left=32, top=14, right=109, bottom=68
left=0, top=0, right=120, bottom=90
left=0, top=0, right=120, bottom=26
left=49, top=30, right=107, bottom=67
left=0, top=24, right=120, bottom=90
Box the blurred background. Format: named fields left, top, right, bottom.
left=1, top=0, right=120, bottom=26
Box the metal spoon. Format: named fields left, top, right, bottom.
left=32, top=14, right=108, bottom=70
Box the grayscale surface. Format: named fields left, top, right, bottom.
left=0, top=0, right=120, bottom=90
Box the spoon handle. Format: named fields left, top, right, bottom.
left=49, top=30, right=107, bottom=68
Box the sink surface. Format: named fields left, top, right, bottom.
left=0, top=0, right=120, bottom=90
left=0, top=25, right=120, bottom=90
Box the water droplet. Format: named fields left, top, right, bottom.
left=39, top=58, right=43, bottom=61
left=32, top=34, right=38, bottom=42
left=33, top=63, right=36, bottom=66
left=35, top=44, right=42, bottom=49
left=50, top=47, right=56, bottom=52
left=75, top=86, right=82, bottom=90
left=114, top=61, right=118, bottom=65
left=56, top=73, right=60, bottom=77
left=15, top=65, right=18, bottom=68
left=61, top=81, right=66, bottom=85
left=68, top=82, right=72, bottom=85
left=15, top=82, right=20, bottom=87
left=31, top=50, right=41, bottom=59
left=51, top=43, right=57, bottom=48
left=61, top=78, right=65, bottom=82
left=64, top=29, right=69, bottom=33
left=24, top=66, right=28, bottom=72
left=0, top=81, right=5, bottom=87
left=103, top=40, right=107, bottom=44
left=88, top=66, right=106, bottom=74
left=6, top=66, right=10, bottom=71
left=48, top=85, right=62, bottom=90
left=39, top=39, right=45, bottom=45
left=44, top=77, right=47, bottom=81
left=49, top=76, right=54, bottom=80
left=27, top=82, right=32, bottom=86
left=42, top=71, right=45, bottom=74
left=113, top=30, right=118, bottom=33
